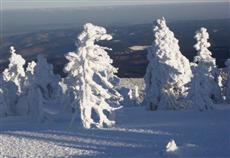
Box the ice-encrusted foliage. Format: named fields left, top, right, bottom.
left=64, top=23, right=123, bottom=129
left=187, top=28, right=222, bottom=110
left=2, top=46, right=25, bottom=94
left=144, top=17, right=192, bottom=110
left=225, top=59, right=230, bottom=103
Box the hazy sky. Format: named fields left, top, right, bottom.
left=2, top=0, right=229, bottom=10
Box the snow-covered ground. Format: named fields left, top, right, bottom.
left=1, top=106, right=229, bottom=158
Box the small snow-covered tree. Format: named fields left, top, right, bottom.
left=225, top=59, right=230, bottom=103
left=32, top=55, right=61, bottom=99
left=1, top=47, right=25, bottom=115
left=0, top=77, right=7, bottom=117
left=126, top=85, right=141, bottom=105
left=20, top=55, right=64, bottom=119
left=144, top=17, right=192, bottom=110
left=187, top=28, right=222, bottom=110
left=2, top=46, right=25, bottom=94
left=17, top=61, right=38, bottom=116
left=64, top=23, right=123, bottom=129
left=128, top=89, right=133, bottom=100
left=134, top=85, right=139, bottom=99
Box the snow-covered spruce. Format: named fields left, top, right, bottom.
left=144, top=17, right=192, bottom=110
left=2, top=46, right=25, bottom=94
left=1, top=47, right=26, bottom=115
left=0, top=81, right=7, bottom=117
left=126, top=85, right=141, bottom=106
left=19, top=55, right=64, bottom=119
left=64, top=23, right=123, bottom=129
left=187, top=28, right=222, bottom=110
left=225, top=59, right=230, bottom=103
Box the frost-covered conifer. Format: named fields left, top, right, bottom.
left=0, top=77, right=7, bottom=117
left=144, top=17, right=192, bottom=110
left=21, top=55, right=63, bottom=119
left=187, top=28, right=222, bottom=110
left=17, top=61, right=39, bottom=116
left=134, top=85, right=139, bottom=99
left=127, top=86, right=141, bottom=105
left=225, top=59, right=230, bottom=103
left=2, top=46, right=25, bottom=94
left=128, top=89, right=133, bottom=100
left=1, top=47, right=25, bottom=115
left=64, top=23, right=123, bottom=129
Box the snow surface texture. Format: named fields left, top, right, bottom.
left=187, top=28, right=222, bottom=110
left=144, top=17, right=192, bottom=110
left=64, top=23, right=123, bottom=129
left=0, top=106, right=229, bottom=158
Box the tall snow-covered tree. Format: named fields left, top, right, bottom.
left=144, top=17, right=192, bottom=110
left=64, top=23, right=123, bottom=129
left=225, top=59, right=230, bottom=103
left=187, top=28, right=222, bottom=110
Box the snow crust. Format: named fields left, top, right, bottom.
left=1, top=106, right=229, bottom=158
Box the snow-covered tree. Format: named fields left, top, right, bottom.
left=128, top=89, right=133, bottom=100
left=64, top=23, right=123, bottom=129
left=187, top=28, right=222, bottom=110
left=127, top=85, right=140, bottom=102
left=1, top=47, right=25, bottom=115
left=125, top=85, right=141, bottom=105
left=0, top=77, right=7, bottom=117
left=32, top=55, right=61, bottom=98
left=19, top=55, right=64, bottom=119
left=144, top=17, right=192, bottom=110
left=134, top=85, right=139, bottom=99
left=225, top=59, right=230, bottom=103
left=17, top=61, right=39, bottom=116
left=2, top=46, right=25, bottom=94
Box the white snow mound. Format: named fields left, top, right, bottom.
left=166, top=139, right=178, bottom=152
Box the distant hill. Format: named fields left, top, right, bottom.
left=0, top=19, right=229, bottom=77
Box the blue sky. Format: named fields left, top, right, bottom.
left=2, top=0, right=228, bottom=10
